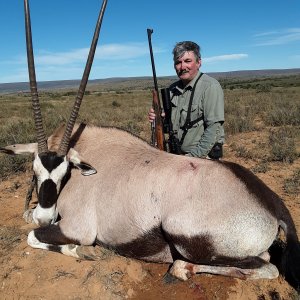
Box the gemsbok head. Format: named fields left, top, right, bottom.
left=0, top=0, right=107, bottom=226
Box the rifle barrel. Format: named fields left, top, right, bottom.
left=147, top=28, right=159, bottom=92
left=147, top=28, right=165, bottom=151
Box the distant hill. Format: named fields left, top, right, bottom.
left=206, top=68, right=300, bottom=79
left=1, top=68, right=300, bottom=94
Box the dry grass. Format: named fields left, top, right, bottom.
left=0, top=76, right=300, bottom=194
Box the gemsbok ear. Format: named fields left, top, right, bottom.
left=74, top=162, right=97, bottom=176
left=67, top=148, right=97, bottom=176
left=0, top=143, right=38, bottom=155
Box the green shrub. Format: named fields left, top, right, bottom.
left=0, top=120, right=35, bottom=145
left=251, top=161, right=270, bottom=174
left=111, top=100, right=121, bottom=107
left=0, top=155, right=30, bottom=179
left=264, top=104, right=300, bottom=126
left=225, top=117, right=255, bottom=135
left=255, top=83, right=271, bottom=93
left=232, top=145, right=254, bottom=159
left=268, top=128, right=298, bottom=163
left=224, top=95, right=257, bottom=135
left=284, top=169, right=300, bottom=194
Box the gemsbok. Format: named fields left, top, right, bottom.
left=1, top=0, right=299, bottom=293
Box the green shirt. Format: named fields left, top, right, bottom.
left=169, top=72, right=225, bottom=157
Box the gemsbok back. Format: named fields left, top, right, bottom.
left=1, top=0, right=299, bottom=293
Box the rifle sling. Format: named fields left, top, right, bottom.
left=179, top=72, right=204, bottom=145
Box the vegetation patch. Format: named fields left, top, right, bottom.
left=268, top=127, right=299, bottom=163
left=284, top=169, right=300, bottom=195
left=0, top=75, right=299, bottom=181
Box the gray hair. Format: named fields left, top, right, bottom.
left=172, top=41, right=201, bottom=62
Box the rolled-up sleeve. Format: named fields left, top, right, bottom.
left=186, top=83, right=224, bottom=158
left=203, top=83, right=224, bottom=126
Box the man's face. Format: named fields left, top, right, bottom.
left=174, top=51, right=201, bottom=84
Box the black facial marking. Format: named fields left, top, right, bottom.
left=39, top=152, right=64, bottom=172
left=38, top=179, right=58, bottom=208
left=34, top=225, right=79, bottom=245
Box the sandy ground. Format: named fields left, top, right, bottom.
left=1, top=149, right=300, bottom=299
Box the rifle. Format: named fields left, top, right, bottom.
left=147, top=28, right=166, bottom=151
left=161, top=88, right=182, bottom=154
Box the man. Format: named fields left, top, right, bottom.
left=148, top=41, right=224, bottom=159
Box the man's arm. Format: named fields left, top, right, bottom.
left=186, top=122, right=223, bottom=157
left=186, top=82, right=224, bottom=158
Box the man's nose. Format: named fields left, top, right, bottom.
left=181, top=61, right=189, bottom=69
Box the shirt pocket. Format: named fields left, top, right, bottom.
left=179, top=104, right=201, bottom=128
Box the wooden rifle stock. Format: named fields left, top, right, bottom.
left=152, top=89, right=165, bottom=150
left=147, top=28, right=166, bottom=151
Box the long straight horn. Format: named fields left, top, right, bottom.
left=24, top=0, right=48, bottom=154
left=57, top=0, right=108, bottom=156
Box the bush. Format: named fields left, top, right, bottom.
left=251, top=161, right=270, bottom=174
left=268, top=128, right=298, bottom=163
left=255, top=83, right=271, bottom=93
left=0, top=120, right=35, bottom=145
left=264, top=104, right=300, bottom=126
left=284, top=169, right=300, bottom=194
left=111, top=100, right=121, bottom=107
left=0, top=154, right=30, bottom=179
left=225, top=117, right=255, bottom=135
left=224, top=95, right=257, bottom=135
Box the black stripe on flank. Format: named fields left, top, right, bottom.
left=219, top=160, right=299, bottom=247
left=96, top=226, right=169, bottom=260
left=34, top=225, right=79, bottom=245
left=97, top=227, right=267, bottom=269
left=165, top=233, right=215, bottom=263
left=166, top=232, right=267, bottom=269
left=220, top=160, right=282, bottom=219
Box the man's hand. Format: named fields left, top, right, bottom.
left=148, top=107, right=165, bottom=123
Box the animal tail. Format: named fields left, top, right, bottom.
left=270, top=203, right=300, bottom=293
left=281, top=237, right=300, bottom=293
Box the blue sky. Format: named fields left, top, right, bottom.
left=0, top=0, right=299, bottom=83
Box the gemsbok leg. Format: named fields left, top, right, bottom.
left=169, top=259, right=279, bottom=281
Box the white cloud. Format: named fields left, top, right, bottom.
left=204, top=54, right=248, bottom=64
left=0, top=44, right=251, bottom=82
left=0, top=42, right=167, bottom=82
left=253, top=28, right=300, bottom=46
left=35, top=43, right=165, bottom=66
left=1, top=43, right=166, bottom=66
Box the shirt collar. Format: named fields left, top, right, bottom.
left=172, top=72, right=202, bottom=94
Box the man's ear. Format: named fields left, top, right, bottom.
left=0, top=143, right=38, bottom=155
left=67, top=148, right=97, bottom=176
